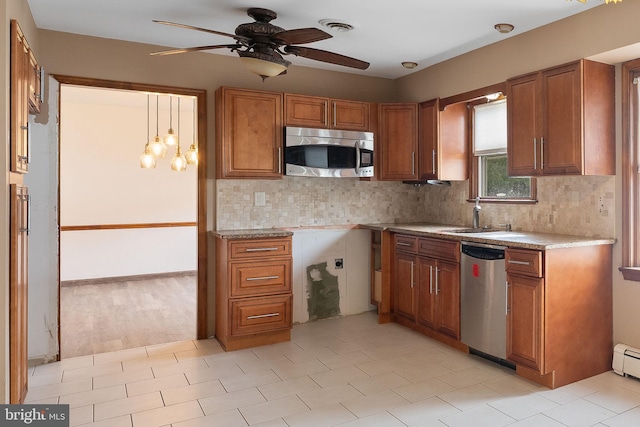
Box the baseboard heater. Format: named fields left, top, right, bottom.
left=613, top=344, right=640, bottom=379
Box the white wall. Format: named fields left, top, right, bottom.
left=24, top=78, right=60, bottom=361
left=292, top=228, right=374, bottom=324
left=59, top=86, right=197, bottom=280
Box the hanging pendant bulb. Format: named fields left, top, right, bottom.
left=140, top=143, right=156, bottom=168
left=185, top=97, right=198, bottom=165
left=149, top=94, right=167, bottom=158
left=140, top=95, right=156, bottom=168
left=171, top=97, right=187, bottom=171
left=171, top=144, right=187, bottom=171
left=164, top=96, right=178, bottom=146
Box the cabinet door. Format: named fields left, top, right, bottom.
left=540, top=62, right=582, bottom=175
left=394, top=252, right=417, bottom=321
left=416, top=257, right=436, bottom=329
left=507, top=73, right=540, bottom=177
left=10, top=20, right=30, bottom=174
left=332, top=99, right=370, bottom=131
left=9, top=185, right=29, bottom=403
left=379, top=103, right=418, bottom=180
left=28, top=51, right=41, bottom=114
left=418, top=99, right=438, bottom=179
left=507, top=273, right=544, bottom=371
left=435, top=259, right=460, bottom=339
left=217, top=88, right=283, bottom=179
left=284, top=94, right=329, bottom=128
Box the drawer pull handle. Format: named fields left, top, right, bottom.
left=397, top=242, right=411, bottom=247
left=247, top=313, right=279, bottom=319
left=245, top=247, right=279, bottom=252
left=246, top=275, right=279, bottom=281
left=508, top=260, right=531, bottom=266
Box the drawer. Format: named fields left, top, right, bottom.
left=230, top=295, right=292, bottom=336
left=394, top=234, right=418, bottom=253
left=229, top=238, right=291, bottom=260
left=419, top=237, right=460, bottom=262
left=230, top=259, right=291, bottom=297
left=506, top=248, right=543, bottom=277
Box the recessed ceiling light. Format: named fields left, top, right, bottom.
left=319, top=19, right=357, bottom=32
left=494, top=23, right=515, bottom=34
left=402, top=62, right=418, bottom=69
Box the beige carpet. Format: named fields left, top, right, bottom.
left=60, top=273, right=196, bottom=359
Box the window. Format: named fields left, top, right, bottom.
left=620, top=59, right=640, bottom=281
left=470, top=98, right=535, bottom=202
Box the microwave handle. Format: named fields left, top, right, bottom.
left=355, top=141, right=361, bottom=175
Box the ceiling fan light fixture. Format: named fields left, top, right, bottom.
left=238, top=50, right=290, bottom=80
left=319, top=19, right=356, bottom=32
left=494, top=23, right=514, bottom=34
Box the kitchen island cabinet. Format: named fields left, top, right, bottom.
left=507, top=59, right=614, bottom=176
left=214, top=234, right=293, bottom=350
left=215, top=87, right=283, bottom=179
left=284, top=94, right=371, bottom=131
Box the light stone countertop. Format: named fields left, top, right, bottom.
left=360, top=223, right=615, bottom=250
left=210, top=229, right=294, bottom=239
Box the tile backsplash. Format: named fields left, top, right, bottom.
left=216, top=175, right=614, bottom=238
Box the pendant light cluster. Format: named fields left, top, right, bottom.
left=139, top=94, right=198, bottom=170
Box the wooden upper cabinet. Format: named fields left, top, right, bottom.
left=28, top=51, right=42, bottom=115
left=378, top=103, right=418, bottom=180
left=507, top=59, right=614, bottom=177
left=418, top=99, right=468, bottom=181
left=10, top=20, right=31, bottom=174
left=284, top=94, right=370, bottom=131
left=216, top=87, right=283, bottom=179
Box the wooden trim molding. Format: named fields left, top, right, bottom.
left=61, top=222, right=196, bottom=232
left=51, top=75, right=210, bottom=339
left=440, top=81, right=507, bottom=111
left=621, top=58, right=640, bottom=280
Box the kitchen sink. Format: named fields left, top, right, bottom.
left=444, top=228, right=502, bottom=233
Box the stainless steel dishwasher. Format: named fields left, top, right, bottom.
left=460, top=241, right=508, bottom=360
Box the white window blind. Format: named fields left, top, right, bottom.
left=473, top=99, right=507, bottom=155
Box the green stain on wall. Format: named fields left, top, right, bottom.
left=306, top=261, right=340, bottom=321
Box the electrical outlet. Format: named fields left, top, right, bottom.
left=254, top=192, right=266, bottom=206
left=599, top=195, right=607, bottom=216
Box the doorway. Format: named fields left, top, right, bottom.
left=54, top=76, right=208, bottom=358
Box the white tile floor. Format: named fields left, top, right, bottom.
left=26, top=311, right=640, bottom=427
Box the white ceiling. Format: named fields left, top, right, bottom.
left=27, top=0, right=604, bottom=79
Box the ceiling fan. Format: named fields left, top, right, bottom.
left=151, top=7, right=370, bottom=81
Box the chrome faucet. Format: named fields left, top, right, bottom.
left=472, top=197, right=481, bottom=229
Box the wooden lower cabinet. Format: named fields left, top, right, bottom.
left=10, top=184, right=29, bottom=403
left=506, top=245, right=612, bottom=388
left=393, top=234, right=462, bottom=347
left=215, top=235, right=293, bottom=351
left=506, top=273, right=544, bottom=371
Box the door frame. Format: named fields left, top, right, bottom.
left=53, top=75, right=209, bottom=351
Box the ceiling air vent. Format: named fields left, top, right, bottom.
left=319, top=19, right=356, bottom=32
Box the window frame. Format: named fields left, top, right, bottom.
left=620, top=59, right=640, bottom=281
left=468, top=97, right=537, bottom=204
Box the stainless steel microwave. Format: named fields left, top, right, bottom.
left=284, top=127, right=374, bottom=178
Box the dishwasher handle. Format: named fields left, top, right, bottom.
left=461, top=243, right=506, bottom=261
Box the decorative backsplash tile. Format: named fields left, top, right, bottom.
left=216, top=175, right=614, bottom=238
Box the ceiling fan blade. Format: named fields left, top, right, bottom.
left=285, top=46, right=369, bottom=70
left=152, top=20, right=250, bottom=43
left=150, top=44, right=238, bottom=56
left=272, top=28, right=332, bottom=45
